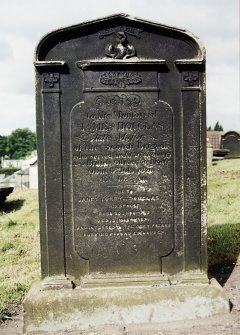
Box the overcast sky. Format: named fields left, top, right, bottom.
left=0, top=0, right=239, bottom=135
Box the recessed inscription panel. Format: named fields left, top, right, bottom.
left=71, top=96, right=174, bottom=273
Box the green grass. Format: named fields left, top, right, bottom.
left=0, top=190, right=40, bottom=320
left=207, top=159, right=240, bottom=267
left=208, top=159, right=240, bottom=226
left=0, top=241, right=14, bottom=252
left=0, top=159, right=240, bottom=320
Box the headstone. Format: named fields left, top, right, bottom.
left=221, top=131, right=240, bottom=158
left=24, top=14, right=229, bottom=334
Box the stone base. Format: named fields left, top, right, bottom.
left=23, top=276, right=230, bottom=335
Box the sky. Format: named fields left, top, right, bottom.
left=0, top=0, right=239, bottom=135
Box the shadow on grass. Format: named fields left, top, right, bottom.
left=208, top=222, right=240, bottom=286
left=0, top=199, right=25, bottom=214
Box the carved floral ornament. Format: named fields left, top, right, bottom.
left=100, top=71, right=142, bottom=88
left=105, top=31, right=136, bottom=59
left=99, top=27, right=142, bottom=59
left=99, top=26, right=143, bottom=39
left=183, top=71, right=199, bottom=86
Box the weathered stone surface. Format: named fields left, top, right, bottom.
left=23, top=279, right=229, bottom=334
left=71, top=99, right=174, bottom=273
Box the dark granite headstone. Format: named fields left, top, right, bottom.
left=221, top=131, right=240, bottom=158
left=23, top=14, right=231, bottom=333
left=34, top=14, right=207, bottom=282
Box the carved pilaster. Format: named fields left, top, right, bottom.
left=35, top=61, right=66, bottom=277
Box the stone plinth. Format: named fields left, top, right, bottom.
left=23, top=276, right=229, bottom=334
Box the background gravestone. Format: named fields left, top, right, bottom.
left=23, top=14, right=229, bottom=334
left=221, top=131, right=240, bottom=159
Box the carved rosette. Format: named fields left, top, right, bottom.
left=182, top=71, right=199, bottom=87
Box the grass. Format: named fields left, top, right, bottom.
left=0, top=159, right=240, bottom=320
left=207, top=159, right=240, bottom=226
left=207, top=159, right=240, bottom=268
left=0, top=190, right=40, bottom=320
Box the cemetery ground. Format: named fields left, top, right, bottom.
left=0, top=159, right=240, bottom=335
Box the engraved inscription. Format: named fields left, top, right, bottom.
left=71, top=98, right=174, bottom=272
left=100, top=71, right=142, bottom=88
left=95, top=94, right=142, bottom=106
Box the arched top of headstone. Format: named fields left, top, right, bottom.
left=35, top=13, right=205, bottom=63
left=221, top=130, right=240, bottom=139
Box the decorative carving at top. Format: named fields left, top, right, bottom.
left=99, top=26, right=143, bottom=39
left=106, top=32, right=136, bottom=59
left=44, top=73, right=59, bottom=88
left=182, top=71, right=198, bottom=86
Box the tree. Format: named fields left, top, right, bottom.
left=213, top=121, right=224, bottom=131
left=7, top=128, right=36, bottom=159
left=0, top=135, right=8, bottom=159
left=207, top=126, right=212, bottom=131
